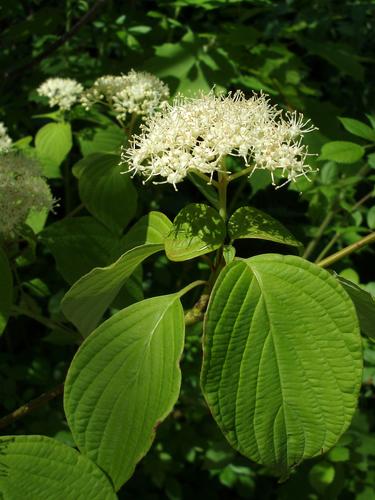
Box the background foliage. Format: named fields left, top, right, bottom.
left=1, top=0, right=375, bottom=498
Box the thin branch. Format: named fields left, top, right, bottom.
left=302, top=209, right=337, bottom=260
left=0, top=384, right=64, bottom=430
left=3, top=0, right=108, bottom=81
left=318, top=232, right=375, bottom=269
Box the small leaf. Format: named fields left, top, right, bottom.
left=79, top=125, right=125, bottom=157
left=121, top=211, right=173, bottom=252
left=367, top=206, right=375, bottom=229
left=0, top=435, right=116, bottom=499
left=320, top=141, right=364, bottom=164
left=223, top=245, right=236, bottom=264
left=61, top=244, right=163, bottom=335
left=309, top=462, right=335, bottom=494
left=337, top=275, right=375, bottom=339
left=228, top=206, right=301, bottom=248
left=165, top=203, right=226, bottom=261
left=202, top=255, right=362, bottom=476
left=339, top=117, right=375, bottom=142
left=64, top=293, right=185, bottom=490
left=78, top=153, right=137, bottom=235
left=0, top=247, right=13, bottom=335
left=35, top=122, right=72, bottom=178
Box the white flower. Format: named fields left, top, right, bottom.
left=37, top=78, right=83, bottom=111
left=0, top=122, right=12, bottom=153
left=81, top=71, right=169, bottom=120
left=121, top=91, right=316, bottom=189
left=0, top=153, right=53, bottom=238
left=80, top=75, right=127, bottom=110
left=112, top=70, right=169, bottom=119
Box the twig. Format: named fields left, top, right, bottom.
left=184, top=294, right=210, bottom=326
left=3, top=0, right=108, bottom=81
left=302, top=209, right=337, bottom=260
left=0, top=384, right=64, bottom=430
left=318, top=232, right=375, bottom=268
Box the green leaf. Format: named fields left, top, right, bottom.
left=41, top=217, right=124, bottom=284
left=121, top=211, right=173, bottom=252
left=61, top=244, right=163, bottom=335
left=78, top=153, right=137, bottom=235
left=0, top=247, right=13, bottom=335
left=0, top=435, right=116, bottom=499
left=320, top=141, right=365, bottom=164
left=228, top=206, right=301, bottom=248
left=78, top=125, right=125, bottom=157
left=338, top=117, right=375, bottom=142
left=367, top=206, right=375, bottom=229
left=64, top=293, right=185, bottom=490
left=35, top=122, right=72, bottom=178
left=201, top=255, right=362, bottom=476
left=165, top=203, right=226, bottom=261
left=25, top=208, right=49, bottom=234
left=309, top=462, right=335, bottom=494
left=337, top=276, right=375, bottom=340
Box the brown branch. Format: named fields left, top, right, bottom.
left=318, top=231, right=375, bottom=269
left=0, top=384, right=64, bottom=430
left=3, top=0, right=108, bottom=82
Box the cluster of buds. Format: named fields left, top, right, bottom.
left=37, top=78, right=84, bottom=111
left=0, top=122, right=12, bottom=153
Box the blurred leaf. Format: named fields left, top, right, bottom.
left=35, top=122, right=72, bottom=178
left=0, top=247, right=13, bottom=335
left=320, top=141, right=365, bottom=164
left=339, top=117, right=375, bottom=142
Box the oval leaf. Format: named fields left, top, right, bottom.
left=35, top=122, right=72, bottom=178
left=0, top=435, right=116, bottom=499
left=61, top=243, right=163, bottom=335
left=78, top=153, right=137, bottom=235
left=0, top=247, right=13, bottom=335
left=64, top=293, right=185, bottom=490
left=338, top=117, right=375, bottom=142
left=228, top=206, right=301, bottom=248
left=320, top=141, right=364, bottom=164
left=165, top=203, right=226, bottom=261
left=120, top=211, right=173, bottom=252
left=201, top=254, right=362, bottom=476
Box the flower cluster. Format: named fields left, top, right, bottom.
left=37, top=78, right=83, bottom=111
left=121, top=91, right=316, bottom=189
left=81, top=70, right=169, bottom=120
left=0, top=122, right=12, bottom=153
left=0, top=153, right=53, bottom=238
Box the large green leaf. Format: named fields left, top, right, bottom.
left=0, top=247, right=13, bottom=335
left=337, top=276, right=375, bottom=340
left=35, top=122, right=72, bottom=178
left=61, top=244, right=163, bottom=335
left=228, top=206, right=301, bottom=248
left=64, top=293, right=185, bottom=490
left=165, top=203, right=226, bottom=261
left=78, top=153, right=137, bottom=235
left=202, top=254, right=362, bottom=477
left=320, top=141, right=364, bottom=164
left=0, top=435, right=116, bottom=500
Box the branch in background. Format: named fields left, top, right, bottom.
left=318, top=231, right=375, bottom=269
left=302, top=209, right=337, bottom=260
left=0, top=384, right=64, bottom=430
left=3, top=0, right=108, bottom=82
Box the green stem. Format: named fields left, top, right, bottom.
left=318, top=232, right=375, bottom=268
left=228, top=165, right=253, bottom=182
left=217, top=171, right=229, bottom=221
left=302, top=209, right=337, bottom=260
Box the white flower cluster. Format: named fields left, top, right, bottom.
left=121, top=91, right=316, bottom=189
left=81, top=70, right=169, bottom=120
left=37, top=78, right=83, bottom=111
left=0, top=122, right=12, bottom=152
left=0, top=153, right=53, bottom=238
